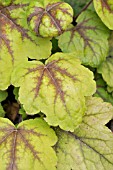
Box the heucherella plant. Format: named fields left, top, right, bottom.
left=0, top=0, right=113, bottom=169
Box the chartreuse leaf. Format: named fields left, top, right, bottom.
left=0, top=118, right=57, bottom=170
left=11, top=53, right=96, bottom=131
left=98, top=57, right=113, bottom=88
left=55, top=97, right=113, bottom=170
left=58, top=10, right=110, bottom=67
left=93, top=0, right=113, bottom=30
left=0, top=1, right=52, bottom=90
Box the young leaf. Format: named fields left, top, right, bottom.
left=0, top=1, right=52, bottom=90
left=27, top=1, right=73, bottom=37
left=0, top=118, right=57, bottom=170
left=55, top=97, right=113, bottom=170
left=93, top=0, right=113, bottom=30
left=98, top=57, right=113, bottom=88
left=11, top=53, right=96, bottom=131
left=58, top=10, right=110, bottom=67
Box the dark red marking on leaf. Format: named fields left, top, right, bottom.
left=100, top=0, right=113, bottom=13
left=26, top=58, right=77, bottom=116
left=7, top=130, right=18, bottom=170
left=19, top=131, right=41, bottom=161
left=0, top=124, right=47, bottom=170
left=0, top=3, right=38, bottom=54
left=27, top=2, right=73, bottom=36
left=68, top=17, right=101, bottom=57
left=18, top=127, right=46, bottom=138
left=0, top=13, right=14, bottom=62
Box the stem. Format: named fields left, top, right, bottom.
left=74, top=0, right=93, bottom=20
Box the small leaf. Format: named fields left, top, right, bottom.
left=0, top=90, right=8, bottom=117
left=0, top=1, right=52, bottom=90
left=27, top=1, right=73, bottom=37
left=55, top=97, right=113, bottom=170
left=94, top=74, right=113, bottom=105
left=0, top=118, right=57, bottom=170
left=93, top=0, right=113, bottom=30
left=109, top=31, right=113, bottom=57
left=58, top=10, right=110, bottom=67
left=0, top=90, right=8, bottom=102
left=11, top=53, right=96, bottom=131
left=98, top=57, right=113, bottom=87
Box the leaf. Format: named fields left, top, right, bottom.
left=58, top=10, right=110, bottom=67
left=0, top=90, right=8, bottom=117
left=93, top=0, right=113, bottom=30
left=11, top=53, right=96, bottom=131
left=98, top=57, right=113, bottom=87
left=94, top=74, right=113, bottom=105
left=109, top=31, right=113, bottom=57
left=55, top=97, right=113, bottom=170
left=0, top=90, right=8, bottom=102
left=0, top=118, right=57, bottom=170
left=0, top=104, right=5, bottom=117
left=0, top=1, right=52, bottom=90
left=63, top=0, right=90, bottom=15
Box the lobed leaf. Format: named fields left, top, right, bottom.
left=0, top=118, right=57, bottom=170
left=58, top=10, right=110, bottom=67
left=11, top=53, right=96, bottom=131
left=93, top=0, right=113, bottom=30
left=55, top=97, right=113, bottom=170
left=0, top=1, right=52, bottom=90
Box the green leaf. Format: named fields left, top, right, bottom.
left=0, top=1, right=52, bottom=90
left=0, top=90, right=8, bottom=102
left=109, top=31, right=113, bottom=57
left=11, top=53, right=96, bottom=131
left=62, top=0, right=90, bottom=15
left=55, top=97, right=113, bottom=170
left=0, top=118, right=57, bottom=170
left=93, top=0, right=113, bottom=30
left=58, top=10, right=110, bottom=67
left=0, top=90, right=8, bottom=117
left=98, top=57, right=113, bottom=87
left=94, top=74, right=113, bottom=105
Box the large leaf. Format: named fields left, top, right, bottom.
left=11, top=53, right=96, bottom=131
left=0, top=1, right=52, bottom=90
left=97, top=57, right=113, bottom=87
left=93, top=0, right=113, bottom=30
left=55, top=97, right=113, bottom=170
left=0, top=118, right=57, bottom=170
left=58, top=10, right=110, bottom=67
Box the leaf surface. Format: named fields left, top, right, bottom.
left=0, top=1, right=52, bottom=90
left=98, top=57, right=113, bottom=87
left=0, top=118, right=57, bottom=170
left=55, top=97, right=113, bottom=170
left=58, top=10, right=110, bottom=67
left=11, top=53, right=96, bottom=131
left=93, top=0, right=113, bottom=30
